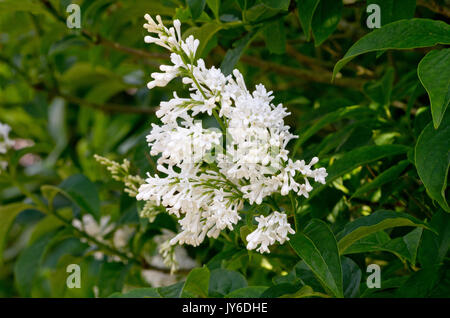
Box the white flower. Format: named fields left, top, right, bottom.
left=0, top=122, right=14, bottom=154
left=0, top=122, right=14, bottom=172
left=246, top=212, right=295, bottom=253
left=138, top=15, right=327, bottom=253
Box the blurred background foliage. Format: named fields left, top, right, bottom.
left=0, top=0, right=449, bottom=298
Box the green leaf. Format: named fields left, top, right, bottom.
left=0, top=203, right=34, bottom=264
left=208, top=268, right=247, bottom=297
left=310, top=144, right=409, bottom=198
left=342, top=231, right=391, bottom=254
left=224, top=286, right=268, bottom=298
left=293, top=105, right=376, bottom=154
left=290, top=219, right=343, bottom=298
left=187, top=0, right=206, bottom=19
left=182, top=265, right=210, bottom=298
left=351, top=160, right=410, bottom=198
left=260, top=0, right=290, bottom=11
left=260, top=282, right=302, bottom=298
left=99, top=262, right=132, bottom=297
left=0, top=0, right=48, bottom=14
left=296, top=0, right=320, bottom=41
left=341, top=257, right=361, bottom=298
left=220, top=31, right=256, bottom=76
left=311, top=0, right=343, bottom=46
left=366, top=0, right=416, bottom=26
left=333, top=19, right=450, bottom=79
left=418, top=210, right=450, bottom=268
left=363, top=67, right=395, bottom=108
left=417, top=48, right=450, bottom=128
left=396, top=265, right=443, bottom=297
left=262, top=19, right=286, bottom=54
left=415, top=111, right=450, bottom=212
left=336, top=210, right=430, bottom=254
left=158, top=281, right=184, bottom=298
left=43, top=174, right=101, bottom=219
left=14, top=232, right=54, bottom=297
left=109, top=288, right=161, bottom=298
left=342, top=229, right=423, bottom=265
left=206, top=0, right=220, bottom=18
left=184, top=22, right=222, bottom=58
left=382, top=227, right=423, bottom=264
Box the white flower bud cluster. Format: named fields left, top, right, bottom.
left=94, top=154, right=144, bottom=197
left=246, top=212, right=295, bottom=254
left=137, top=15, right=327, bottom=253
left=0, top=122, right=14, bottom=171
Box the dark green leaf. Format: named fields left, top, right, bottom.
left=208, top=268, right=247, bottom=297
left=333, top=19, right=450, bottom=79
left=220, top=31, right=256, bottom=76
left=224, top=286, right=268, bottom=298
left=417, top=48, right=450, bottom=128
left=262, top=20, right=286, bottom=54
left=366, top=0, right=416, bottom=26
left=181, top=265, right=210, bottom=298
left=310, top=144, right=409, bottom=198
left=0, top=203, right=34, bottom=264
left=109, top=288, right=161, bottom=298
left=311, top=0, right=342, bottom=46
left=260, top=0, right=290, bottom=11
left=187, top=0, right=206, bottom=19
left=336, top=210, right=430, bottom=254
left=415, top=111, right=450, bottom=212
left=296, top=0, right=320, bottom=41
left=363, top=67, right=395, bottom=108
left=351, top=160, right=410, bottom=198
left=341, top=257, right=361, bottom=298
left=14, top=232, right=54, bottom=297
left=418, top=210, right=450, bottom=268
left=290, top=219, right=343, bottom=297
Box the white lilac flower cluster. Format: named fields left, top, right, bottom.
left=0, top=122, right=14, bottom=171
left=136, top=15, right=327, bottom=253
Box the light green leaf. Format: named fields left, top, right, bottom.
left=333, top=19, right=450, bottom=79
left=417, top=48, right=450, bottom=128
left=182, top=265, right=210, bottom=298
left=311, top=0, right=343, bottom=46
left=290, top=219, right=343, bottom=298
left=0, top=203, right=34, bottom=264
left=296, top=0, right=320, bottom=41
left=415, top=111, right=450, bottom=212
left=336, top=210, right=430, bottom=254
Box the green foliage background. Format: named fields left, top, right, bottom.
left=0, top=0, right=449, bottom=298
